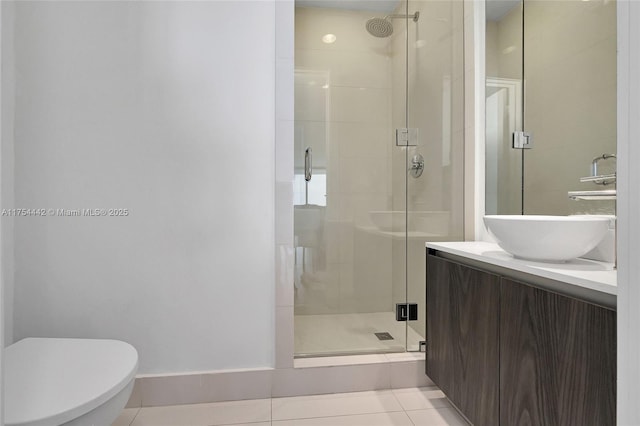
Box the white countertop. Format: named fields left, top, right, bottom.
left=426, top=241, right=617, bottom=296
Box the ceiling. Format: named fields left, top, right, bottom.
left=296, top=0, right=400, bottom=13
left=486, top=0, right=520, bottom=22
left=297, top=0, right=521, bottom=21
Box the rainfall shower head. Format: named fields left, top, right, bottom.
left=366, top=17, right=394, bottom=38
left=365, top=12, right=419, bottom=38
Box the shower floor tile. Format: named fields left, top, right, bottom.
left=294, top=312, right=424, bottom=357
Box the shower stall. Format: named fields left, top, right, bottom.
left=293, top=0, right=464, bottom=356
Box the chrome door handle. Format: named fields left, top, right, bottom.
left=305, top=147, right=312, bottom=181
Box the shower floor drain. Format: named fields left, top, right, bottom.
left=374, top=332, right=394, bottom=341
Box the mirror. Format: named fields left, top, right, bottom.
left=485, top=0, right=617, bottom=216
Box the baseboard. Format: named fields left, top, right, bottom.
left=126, top=353, right=434, bottom=407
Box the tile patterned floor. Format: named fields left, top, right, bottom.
left=112, top=387, right=469, bottom=426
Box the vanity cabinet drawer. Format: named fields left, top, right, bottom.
left=500, top=278, right=616, bottom=426
left=426, top=254, right=500, bottom=426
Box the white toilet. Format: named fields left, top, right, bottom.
left=5, top=338, right=138, bottom=426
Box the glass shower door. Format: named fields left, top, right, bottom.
left=404, top=0, right=465, bottom=351
left=293, top=0, right=465, bottom=356
left=294, top=4, right=406, bottom=356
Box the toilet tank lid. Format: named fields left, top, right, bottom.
left=5, top=338, right=138, bottom=426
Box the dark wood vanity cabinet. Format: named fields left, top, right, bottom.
left=500, top=277, right=616, bottom=426
left=426, top=254, right=500, bottom=426
left=426, top=253, right=616, bottom=426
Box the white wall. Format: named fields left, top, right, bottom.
left=0, top=0, right=3, bottom=420
left=0, top=2, right=8, bottom=423
left=9, top=1, right=275, bottom=374
left=617, top=1, right=640, bottom=423
left=2, top=0, right=14, bottom=348
left=274, top=0, right=295, bottom=370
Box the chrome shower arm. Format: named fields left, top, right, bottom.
left=385, top=12, right=419, bottom=22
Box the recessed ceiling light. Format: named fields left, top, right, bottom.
left=322, top=34, right=337, bottom=44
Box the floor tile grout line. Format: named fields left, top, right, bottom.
left=206, top=422, right=271, bottom=426
left=390, top=386, right=444, bottom=412
left=128, top=407, right=141, bottom=426
left=388, top=385, right=405, bottom=411
left=407, top=411, right=419, bottom=426
left=402, top=406, right=453, bottom=413
left=273, top=409, right=417, bottom=425
left=271, top=389, right=399, bottom=405
left=271, top=407, right=407, bottom=423
left=270, top=389, right=406, bottom=418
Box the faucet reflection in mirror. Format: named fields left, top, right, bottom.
left=570, top=153, right=617, bottom=201
left=580, top=153, right=617, bottom=186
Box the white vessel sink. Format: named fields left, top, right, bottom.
left=483, top=215, right=611, bottom=263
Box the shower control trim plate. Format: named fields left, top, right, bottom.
left=409, top=154, right=424, bottom=178
left=396, top=128, right=418, bottom=147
